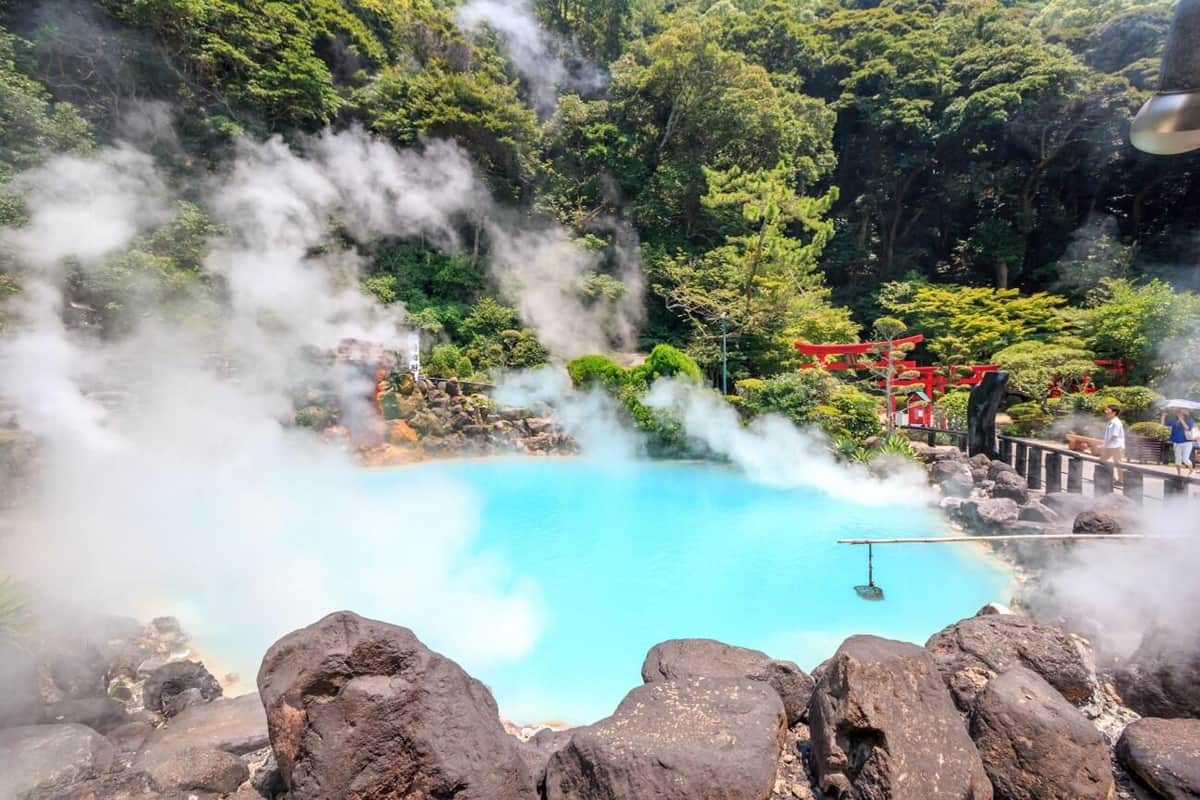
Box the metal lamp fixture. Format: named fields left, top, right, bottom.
left=1132, top=0, right=1200, bottom=155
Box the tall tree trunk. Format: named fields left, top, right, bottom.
left=994, top=258, right=1008, bottom=290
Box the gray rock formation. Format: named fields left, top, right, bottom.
left=642, top=638, right=814, bottom=725
left=1116, top=629, right=1200, bottom=719
left=969, top=667, right=1113, bottom=800
left=1116, top=717, right=1200, bottom=799
left=926, top=614, right=1099, bottom=712
left=139, top=745, right=249, bottom=795
left=136, top=692, right=268, bottom=762
left=43, top=697, right=128, bottom=734
left=808, top=635, right=993, bottom=800
left=142, top=661, right=222, bottom=715
left=1073, top=510, right=1122, bottom=535
left=933, top=460, right=975, bottom=498
left=544, top=677, right=785, bottom=800
left=0, top=724, right=115, bottom=799
left=257, top=610, right=535, bottom=800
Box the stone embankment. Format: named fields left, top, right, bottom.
left=4, top=605, right=1200, bottom=800
left=305, top=375, right=578, bottom=466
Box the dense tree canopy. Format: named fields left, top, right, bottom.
left=1, top=0, right=1199, bottom=406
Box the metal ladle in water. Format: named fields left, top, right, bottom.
left=854, top=542, right=885, bottom=601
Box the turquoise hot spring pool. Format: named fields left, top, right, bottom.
left=200, top=457, right=1011, bottom=725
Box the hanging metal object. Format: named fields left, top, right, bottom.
left=854, top=542, right=885, bottom=601
left=1132, top=0, right=1200, bottom=155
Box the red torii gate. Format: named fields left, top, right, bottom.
left=794, top=335, right=999, bottom=426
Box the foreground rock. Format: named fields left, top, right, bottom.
left=0, top=724, right=114, bottom=799
left=1116, top=717, right=1200, bottom=799
left=258, top=610, right=534, bottom=800
left=926, top=614, right=1098, bottom=711
left=136, top=692, right=268, bottom=762
left=43, top=697, right=128, bottom=734
left=142, top=660, right=223, bottom=715
left=140, top=745, right=249, bottom=794
left=1073, top=510, right=1122, bottom=535
left=1116, top=629, right=1200, bottom=718
left=808, top=635, right=992, bottom=800
left=642, top=638, right=813, bottom=725
left=969, top=668, right=1113, bottom=800
left=545, top=677, right=785, bottom=800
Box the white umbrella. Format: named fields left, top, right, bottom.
left=1160, top=398, right=1200, bottom=411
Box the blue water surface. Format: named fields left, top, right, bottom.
left=358, top=458, right=1011, bottom=725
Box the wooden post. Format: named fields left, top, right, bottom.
left=1166, top=477, right=1187, bottom=497
left=1045, top=451, right=1062, bottom=494
left=1123, top=470, right=1144, bottom=505
left=1028, top=447, right=1042, bottom=490
left=927, top=430, right=936, bottom=447
left=999, top=438, right=1012, bottom=465
left=1095, top=463, right=1114, bottom=495
left=1016, top=442, right=1028, bottom=477
left=1067, top=458, right=1083, bottom=493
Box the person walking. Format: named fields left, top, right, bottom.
left=1102, top=404, right=1125, bottom=484
left=1161, top=406, right=1196, bottom=477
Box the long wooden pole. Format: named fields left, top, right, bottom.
left=838, top=534, right=1150, bottom=544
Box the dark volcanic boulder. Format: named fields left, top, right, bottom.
left=257, top=610, right=535, bottom=800
left=0, top=640, right=44, bottom=727
left=140, top=745, right=249, bottom=794
left=0, top=723, right=115, bottom=799
left=1116, top=629, right=1200, bottom=718
left=642, top=638, right=814, bottom=725
left=987, top=460, right=1017, bottom=481
left=136, top=692, right=268, bottom=763
left=43, top=698, right=127, bottom=735
left=932, top=460, right=975, bottom=498
left=1116, top=718, right=1200, bottom=799
left=42, top=770, right=161, bottom=800
left=963, top=498, right=1020, bottom=529
left=1018, top=501, right=1058, bottom=523
left=808, top=635, right=992, bottom=800
left=143, top=660, right=222, bottom=714
left=926, top=614, right=1098, bottom=712
left=991, top=471, right=1029, bottom=504
left=1073, top=511, right=1122, bottom=535
left=516, top=728, right=574, bottom=795
left=544, top=677, right=785, bottom=800
left=969, top=667, right=1113, bottom=800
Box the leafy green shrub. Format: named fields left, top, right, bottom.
left=1129, top=421, right=1171, bottom=442
left=935, top=389, right=971, bottom=430
left=872, top=432, right=919, bottom=461
left=827, top=385, right=882, bottom=443
left=426, top=343, right=465, bottom=378
left=627, top=344, right=702, bottom=387
left=294, top=405, right=336, bottom=429
left=567, top=354, right=627, bottom=389
left=734, top=378, right=765, bottom=401
left=1099, top=386, right=1162, bottom=420
left=379, top=393, right=402, bottom=421
left=1006, top=401, right=1053, bottom=435
left=740, top=371, right=835, bottom=427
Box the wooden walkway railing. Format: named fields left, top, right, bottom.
left=900, top=425, right=1200, bottom=504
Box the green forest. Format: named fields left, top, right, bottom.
left=2, top=0, right=1200, bottom=449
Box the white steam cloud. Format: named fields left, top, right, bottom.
left=455, top=0, right=607, bottom=115
left=0, top=125, right=645, bottom=679
left=643, top=379, right=933, bottom=506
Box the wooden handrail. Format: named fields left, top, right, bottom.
left=999, top=434, right=1200, bottom=487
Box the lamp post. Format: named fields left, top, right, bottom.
left=720, top=312, right=728, bottom=395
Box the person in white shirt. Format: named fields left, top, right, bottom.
left=1102, top=404, right=1125, bottom=484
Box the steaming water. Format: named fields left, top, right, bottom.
left=201, top=457, right=1010, bottom=725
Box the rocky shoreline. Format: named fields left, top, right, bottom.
left=2, top=439, right=1198, bottom=799
left=311, top=374, right=580, bottom=467
left=4, top=600, right=1198, bottom=800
